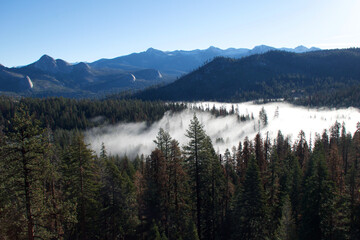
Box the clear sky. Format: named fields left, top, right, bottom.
left=1, top=0, right=359, bottom=67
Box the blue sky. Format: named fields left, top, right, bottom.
left=1, top=0, right=359, bottom=67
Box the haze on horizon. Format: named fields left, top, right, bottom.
left=1, top=0, right=360, bottom=67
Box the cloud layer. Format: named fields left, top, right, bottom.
left=85, top=101, right=360, bottom=158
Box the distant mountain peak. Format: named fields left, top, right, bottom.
left=207, top=46, right=219, bottom=50
left=146, top=47, right=163, bottom=54
left=75, top=62, right=90, bottom=69
left=39, top=54, right=54, bottom=60
left=253, top=44, right=272, bottom=49
left=34, top=54, right=57, bottom=73
left=294, top=45, right=309, bottom=51
left=37, top=54, right=56, bottom=64
left=250, top=45, right=276, bottom=55
left=206, top=46, right=222, bottom=53
left=32, top=54, right=74, bottom=74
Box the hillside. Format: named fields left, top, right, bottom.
left=0, top=55, right=168, bottom=97
left=0, top=45, right=320, bottom=97
left=136, top=48, right=360, bottom=103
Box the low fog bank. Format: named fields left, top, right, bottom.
left=85, top=101, right=360, bottom=158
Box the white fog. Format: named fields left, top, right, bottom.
left=85, top=101, right=360, bottom=158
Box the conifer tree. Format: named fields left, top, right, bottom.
left=154, top=128, right=172, bottom=160
left=154, top=128, right=173, bottom=235
left=240, top=137, right=252, bottom=182
left=168, top=139, right=190, bottom=238
left=61, top=134, right=101, bottom=239
left=148, top=221, right=162, bottom=240
left=183, top=113, right=207, bottom=238
left=254, top=133, right=266, bottom=174
left=277, top=195, right=297, bottom=240
left=300, top=141, right=336, bottom=240
left=0, top=105, right=53, bottom=239
left=295, top=130, right=310, bottom=171
left=202, top=136, right=226, bottom=240
left=235, top=141, right=243, bottom=180
left=100, top=153, right=139, bottom=239
left=233, top=156, right=269, bottom=240
left=143, top=149, right=168, bottom=230
left=290, top=154, right=302, bottom=231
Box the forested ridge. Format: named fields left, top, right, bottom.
left=0, top=96, right=186, bottom=131
left=136, top=48, right=360, bottom=105
left=1, top=101, right=360, bottom=239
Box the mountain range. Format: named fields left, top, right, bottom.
left=0, top=45, right=319, bottom=96
left=135, top=48, right=360, bottom=102
left=90, top=45, right=320, bottom=76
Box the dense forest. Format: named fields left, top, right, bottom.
left=135, top=49, right=360, bottom=105
left=290, top=85, right=360, bottom=108
left=0, top=99, right=359, bottom=239
left=0, top=96, right=186, bottom=131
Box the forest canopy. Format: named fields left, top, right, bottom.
left=0, top=99, right=359, bottom=239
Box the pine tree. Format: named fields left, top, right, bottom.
left=154, top=128, right=173, bottom=235
left=0, top=105, right=53, bottom=239
left=233, top=156, right=269, bottom=240
left=240, top=137, right=252, bottom=182
left=61, top=134, right=101, bottom=239
left=100, top=153, right=139, bottom=239
left=259, top=107, right=268, bottom=130
left=148, top=221, right=162, bottom=240
left=202, top=136, right=226, bottom=240
left=300, top=141, right=336, bottom=240
left=277, top=195, right=297, bottom=240
left=266, top=148, right=282, bottom=238
left=290, top=154, right=302, bottom=233
left=183, top=113, right=207, bottom=238
left=184, top=221, right=200, bottom=240
left=154, top=128, right=172, bottom=161
left=254, top=133, right=267, bottom=175
left=168, top=139, right=190, bottom=238
left=328, top=141, right=344, bottom=192
left=295, top=130, right=310, bottom=171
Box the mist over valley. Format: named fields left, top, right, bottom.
left=86, top=101, right=360, bottom=158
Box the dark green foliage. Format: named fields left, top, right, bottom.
left=233, top=156, right=269, bottom=240
left=183, top=114, right=227, bottom=239
left=184, top=221, right=200, bottom=240
left=0, top=96, right=186, bottom=130
left=148, top=221, right=162, bottom=240
left=143, top=149, right=168, bottom=231
left=277, top=195, right=297, bottom=240
left=0, top=105, right=55, bottom=239
left=300, top=141, right=336, bottom=240
left=292, top=85, right=360, bottom=108
left=136, top=48, right=360, bottom=103
left=0, top=105, right=79, bottom=239
left=1, top=103, right=360, bottom=240
left=99, top=154, right=139, bottom=239
left=61, top=134, right=101, bottom=239
left=183, top=114, right=207, bottom=238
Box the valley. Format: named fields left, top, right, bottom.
left=86, top=100, right=360, bottom=158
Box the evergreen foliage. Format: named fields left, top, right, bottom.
left=233, top=156, right=269, bottom=240
left=1, top=102, right=360, bottom=239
